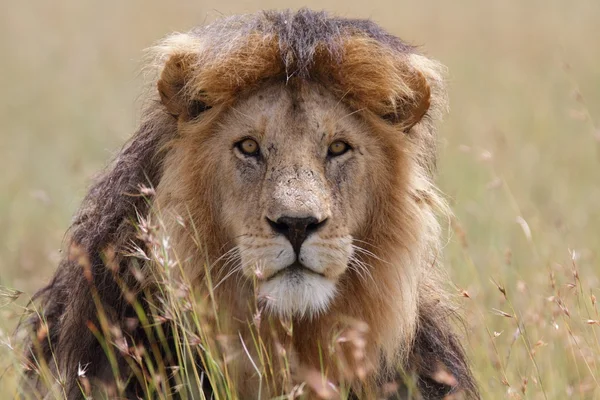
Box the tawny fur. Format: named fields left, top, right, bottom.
left=19, top=9, right=478, bottom=399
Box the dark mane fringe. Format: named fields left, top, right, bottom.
left=20, top=106, right=176, bottom=397
left=179, top=9, right=415, bottom=79
left=71, top=107, right=174, bottom=251
left=19, top=9, right=477, bottom=399
left=410, top=297, right=479, bottom=398
left=259, top=9, right=415, bottom=76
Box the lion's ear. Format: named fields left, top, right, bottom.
left=157, top=54, right=211, bottom=120
left=383, top=69, right=431, bottom=132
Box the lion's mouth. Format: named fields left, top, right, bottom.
left=267, top=261, right=325, bottom=281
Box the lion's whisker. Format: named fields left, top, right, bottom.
left=212, top=264, right=243, bottom=291
left=351, top=238, right=384, bottom=251
left=351, top=244, right=390, bottom=265
left=348, top=254, right=375, bottom=285
left=207, top=246, right=241, bottom=274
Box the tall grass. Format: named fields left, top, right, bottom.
left=3, top=202, right=394, bottom=399
left=1, top=0, right=599, bottom=398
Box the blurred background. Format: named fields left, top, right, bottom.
left=1, top=0, right=599, bottom=398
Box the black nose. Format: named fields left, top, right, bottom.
left=267, top=216, right=326, bottom=254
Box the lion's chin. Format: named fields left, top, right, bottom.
left=258, top=269, right=337, bottom=319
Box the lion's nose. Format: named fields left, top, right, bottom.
left=267, top=216, right=327, bottom=254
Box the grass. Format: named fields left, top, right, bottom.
left=1, top=0, right=599, bottom=398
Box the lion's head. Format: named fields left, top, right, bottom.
left=152, top=10, right=443, bottom=325
left=22, top=9, right=478, bottom=399
left=210, top=82, right=371, bottom=317
left=161, top=80, right=414, bottom=319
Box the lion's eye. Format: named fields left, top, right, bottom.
left=236, top=138, right=260, bottom=156
left=328, top=140, right=350, bottom=157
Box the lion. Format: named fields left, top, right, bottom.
left=19, top=9, right=478, bottom=399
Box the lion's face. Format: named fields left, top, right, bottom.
left=205, top=82, right=385, bottom=318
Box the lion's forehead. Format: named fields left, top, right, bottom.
left=224, top=83, right=363, bottom=154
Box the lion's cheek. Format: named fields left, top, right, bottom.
left=238, top=242, right=296, bottom=279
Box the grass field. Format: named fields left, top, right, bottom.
left=1, top=1, right=599, bottom=398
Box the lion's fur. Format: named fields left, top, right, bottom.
left=20, top=9, right=478, bottom=399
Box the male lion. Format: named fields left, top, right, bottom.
left=20, top=9, right=478, bottom=399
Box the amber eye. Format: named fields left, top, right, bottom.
left=328, top=140, right=350, bottom=157
left=236, top=138, right=260, bottom=156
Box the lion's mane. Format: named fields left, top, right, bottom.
left=20, top=9, right=478, bottom=399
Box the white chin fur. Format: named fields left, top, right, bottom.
left=258, top=271, right=337, bottom=319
